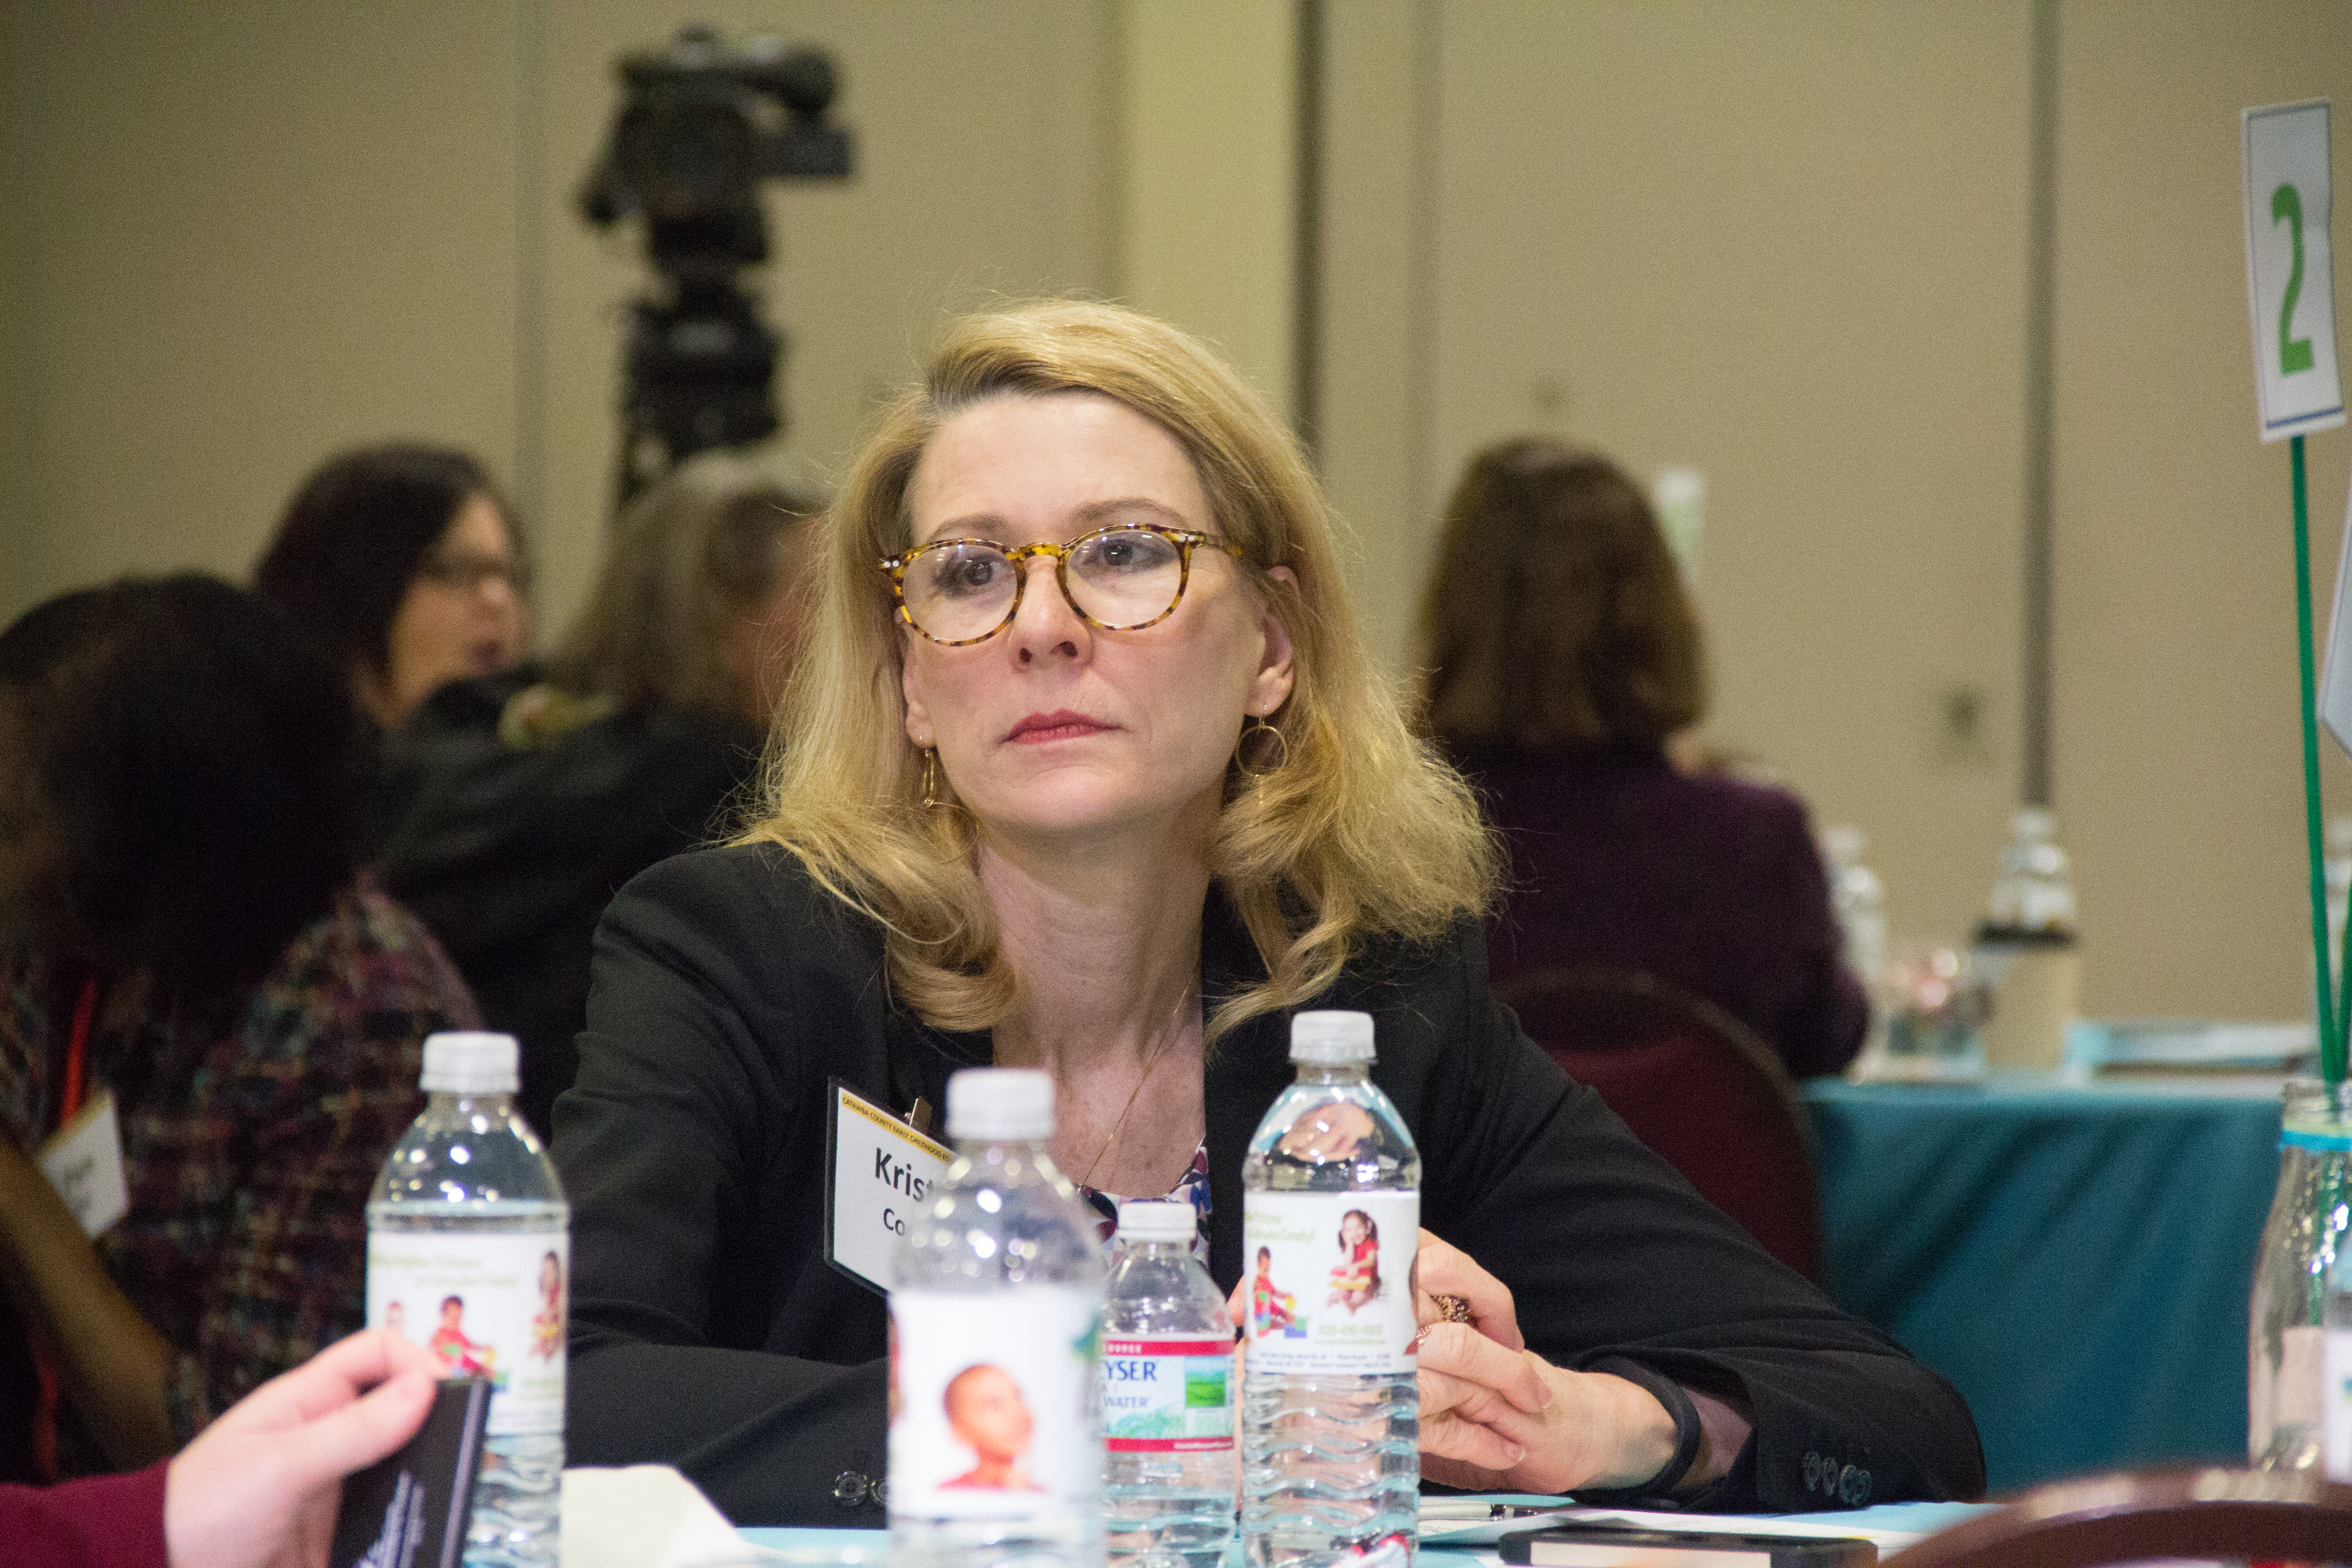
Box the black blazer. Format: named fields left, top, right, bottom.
left=553, top=843, right=1982, bottom=1525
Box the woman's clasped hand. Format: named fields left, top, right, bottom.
left=1228, top=1229, right=1722, bottom=1496
left=1411, top=1233, right=1741, bottom=1496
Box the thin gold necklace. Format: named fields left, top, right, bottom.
left=1079, top=986, right=1196, bottom=1191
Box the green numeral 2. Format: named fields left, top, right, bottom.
left=2274, top=182, right=2316, bottom=376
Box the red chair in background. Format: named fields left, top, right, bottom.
left=1878, top=1466, right=2352, bottom=1565
left=1496, top=966, right=1826, bottom=1283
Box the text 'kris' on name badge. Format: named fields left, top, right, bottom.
left=824, top=1079, right=951, bottom=1295
left=38, top=1089, right=130, bottom=1238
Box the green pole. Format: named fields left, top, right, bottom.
left=2291, top=433, right=2342, bottom=1083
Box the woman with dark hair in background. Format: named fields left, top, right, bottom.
left=372, top=453, right=818, bottom=1132
left=0, top=575, right=477, bottom=1483
left=1416, top=438, right=1866, bottom=1079
left=253, top=442, right=529, bottom=730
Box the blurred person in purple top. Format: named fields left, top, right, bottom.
left=1415, top=438, right=1867, bottom=1079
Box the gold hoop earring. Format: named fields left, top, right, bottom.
left=1236, top=717, right=1289, bottom=780
left=921, top=747, right=949, bottom=810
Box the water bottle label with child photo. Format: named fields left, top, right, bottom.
left=1241, top=1192, right=1419, bottom=1375
left=889, top=1288, right=1102, bottom=1520
left=366, top=1232, right=568, bottom=1436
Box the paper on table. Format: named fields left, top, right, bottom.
left=562, top=1465, right=755, bottom=1568
left=2068, top=1018, right=2316, bottom=1071
left=1564, top=1507, right=1959, bottom=1551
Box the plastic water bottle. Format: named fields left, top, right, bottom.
left=366, top=1033, right=567, bottom=1568
left=2305, top=1086, right=2352, bottom=1476
left=891, top=1068, right=1107, bottom=1568
left=2254, top=1080, right=2351, bottom=1471
left=1975, top=808, right=2082, bottom=1071
left=1818, top=825, right=1886, bottom=996
left=1240, top=1013, right=1421, bottom=1568
left=1987, top=806, right=2077, bottom=936
left=1102, top=1200, right=1235, bottom=1568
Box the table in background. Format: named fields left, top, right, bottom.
left=1803, top=1075, right=2283, bottom=1491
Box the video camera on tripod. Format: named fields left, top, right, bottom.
left=579, top=24, right=853, bottom=504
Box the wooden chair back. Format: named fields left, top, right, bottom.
left=1879, top=1466, right=2352, bottom=1566
left=1496, top=966, right=1825, bottom=1283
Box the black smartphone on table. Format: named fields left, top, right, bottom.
left=1498, top=1522, right=1877, bottom=1567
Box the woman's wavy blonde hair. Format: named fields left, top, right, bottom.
left=742, top=299, right=1496, bottom=1047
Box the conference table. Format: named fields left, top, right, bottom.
left=565, top=1076, right=2280, bottom=1564
left=1803, top=1073, right=2285, bottom=1492
left=561, top=1465, right=1996, bottom=1564
left=735, top=1501, right=1994, bottom=1564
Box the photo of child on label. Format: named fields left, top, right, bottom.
left=1241, top=1192, right=1418, bottom=1377
left=430, top=1294, right=495, bottom=1378
left=1250, top=1247, right=1299, bottom=1338
left=940, top=1363, right=1044, bottom=1492
left=368, top=1231, right=568, bottom=1435
left=531, top=1250, right=564, bottom=1361
left=888, top=1290, right=1099, bottom=1516
left=1327, top=1209, right=1381, bottom=1313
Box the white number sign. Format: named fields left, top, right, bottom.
left=2244, top=100, right=2342, bottom=441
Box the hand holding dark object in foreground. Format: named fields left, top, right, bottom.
left=164, top=1329, right=439, bottom=1568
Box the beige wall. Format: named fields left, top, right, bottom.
left=1121, top=0, right=1296, bottom=415
left=1422, top=1, right=2035, bottom=969
left=1317, top=0, right=2352, bottom=1020
left=1319, top=0, right=1442, bottom=683
left=0, top=0, right=1122, bottom=627
left=2051, top=0, right=2352, bottom=1019
left=0, top=3, right=523, bottom=614
left=6, top=1, right=2352, bottom=1020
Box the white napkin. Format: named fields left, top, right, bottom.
left=560, top=1465, right=754, bottom=1568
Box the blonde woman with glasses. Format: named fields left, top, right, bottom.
left=550, top=302, right=1982, bottom=1525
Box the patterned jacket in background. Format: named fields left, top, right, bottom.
left=0, top=876, right=477, bottom=1472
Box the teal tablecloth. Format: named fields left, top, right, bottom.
left=1803, top=1075, right=2284, bottom=1491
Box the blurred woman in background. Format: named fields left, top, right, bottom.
left=1416, top=437, right=1866, bottom=1078
left=371, top=454, right=818, bottom=1132
left=0, top=576, right=475, bottom=1482
left=253, top=443, right=529, bottom=730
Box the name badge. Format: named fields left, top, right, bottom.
left=38, top=1089, right=130, bottom=1238
left=824, top=1079, right=951, bottom=1295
